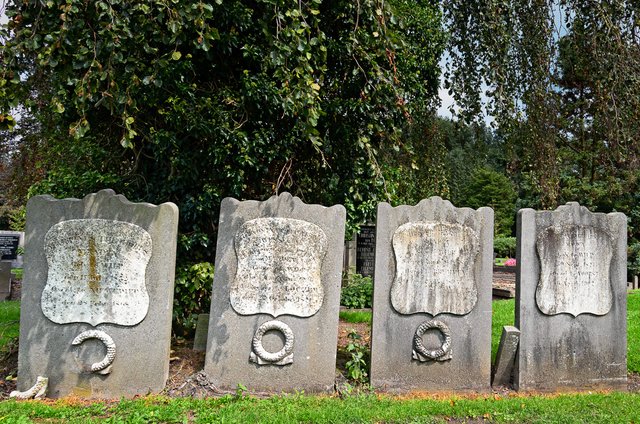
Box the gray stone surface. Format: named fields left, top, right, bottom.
left=492, top=326, right=520, bottom=387
left=0, top=261, right=11, bottom=301
left=370, top=197, right=494, bottom=392
left=204, top=192, right=345, bottom=392
left=193, top=314, right=210, bottom=352
left=515, top=202, right=627, bottom=391
left=17, top=190, right=178, bottom=398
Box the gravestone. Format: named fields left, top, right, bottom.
left=356, top=226, right=376, bottom=277
left=17, top=190, right=178, bottom=398
left=515, top=202, right=627, bottom=391
left=204, top=192, right=345, bottom=392
left=370, top=197, right=494, bottom=391
left=0, top=232, right=21, bottom=260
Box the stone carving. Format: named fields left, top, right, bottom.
left=41, top=219, right=152, bottom=327
left=412, top=320, right=453, bottom=362
left=231, top=217, right=327, bottom=318
left=10, top=376, right=48, bottom=400
left=536, top=224, right=614, bottom=317
left=72, top=330, right=117, bottom=374
left=250, top=320, right=295, bottom=365
left=391, top=222, right=479, bottom=316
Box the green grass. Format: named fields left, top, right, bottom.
left=0, top=392, right=639, bottom=423
left=10, top=268, right=23, bottom=280
left=0, top=300, right=19, bottom=350
left=339, top=309, right=372, bottom=324
left=627, top=290, right=640, bottom=373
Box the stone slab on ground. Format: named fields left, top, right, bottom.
left=515, top=202, right=627, bottom=391
left=17, top=190, right=178, bottom=398
left=492, top=326, right=520, bottom=387
left=193, top=314, right=210, bottom=352
left=0, top=262, right=11, bottom=301
left=204, top=193, right=345, bottom=393
left=370, top=197, right=494, bottom=392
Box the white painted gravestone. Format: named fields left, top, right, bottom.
left=17, top=190, right=178, bottom=398
left=204, top=193, right=345, bottom=392
left=370, top=197, right=494, bottom=391
left=515, top=202, right=627, bottom=391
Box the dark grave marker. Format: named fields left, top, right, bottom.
left=356, top=225, right=375, bottom=277
left=0, top=235, right=20, bottom=261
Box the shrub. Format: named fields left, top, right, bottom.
left=173, top=262, right=214, bottom=337
left=341, top=272, right=373, bottom=309
left=494, top=236, right=516, bottom=258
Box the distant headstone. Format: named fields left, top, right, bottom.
left=356, top=226, right=375, bottom=277
left=204, top=193, right=345, bottom=392
left=0, top=233, right=20, bottom=260
left=17, top=190, right=178, bottom=398
left=515, top=202, right=627, bottom=391
left=370, top=197, right=494, bottom=391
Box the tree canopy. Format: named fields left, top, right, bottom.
left=0, top=0, right=445, bottom=255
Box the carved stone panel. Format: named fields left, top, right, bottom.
left=390, top=222, right=479, bottom=316
left=41, top=219, right=152, bottom=327
left=230, top=217, right=327, bottom=318
left=536, top=225, right=614, bottom=317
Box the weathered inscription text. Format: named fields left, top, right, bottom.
left=231, top=217, right=327, bottom=317
left=41, top=219, right=152, bottom=326
left=391, top=222, right=479, bottom=316
left=536, top=224, right=613, bottom=316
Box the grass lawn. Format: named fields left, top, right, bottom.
left=339, top=309, right=372, bottom=324
left=1, top=392, right=639, bottom=423
left=0, top=300, right=19, bottom=350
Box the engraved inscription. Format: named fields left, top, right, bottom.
left=391, top=222, right=479, bottom=316
left=536, top=225, right=614, bottom=316
left=41, top=219, right=152, bottom=326
left=231, top=217, right=327, bottom=317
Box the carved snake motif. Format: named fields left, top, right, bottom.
left=10, top=376, right=48, bottom=400
left=413, top=319, right=452, bottom=360
left=252, top=320, right=295, bottom=363
left=72, top=330, right=116, bottom=374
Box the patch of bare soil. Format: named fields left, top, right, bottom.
left=0, top=339, right=18, bottom=399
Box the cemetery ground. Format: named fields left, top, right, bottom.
left=0, top=293, right=639, bottom=422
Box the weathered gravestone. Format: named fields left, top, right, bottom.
left=370, top=197, right=494, bottom=391
left=204, top=193, right=345, bottom=392
left=17, top=190, right=178, bottom=398
left=515, top=203, right=627, bottom=391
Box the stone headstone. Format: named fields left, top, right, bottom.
left=0, top=261, right=11, bottom=300
left=204, top=193, right=345, bottom=392
left=370, top=197, right=494, bottom=392
left=515, top=202, right=627, bottom=391
left=356, top=226, right=375, bottom=277
left=17, top=190, right=178, bottom=398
